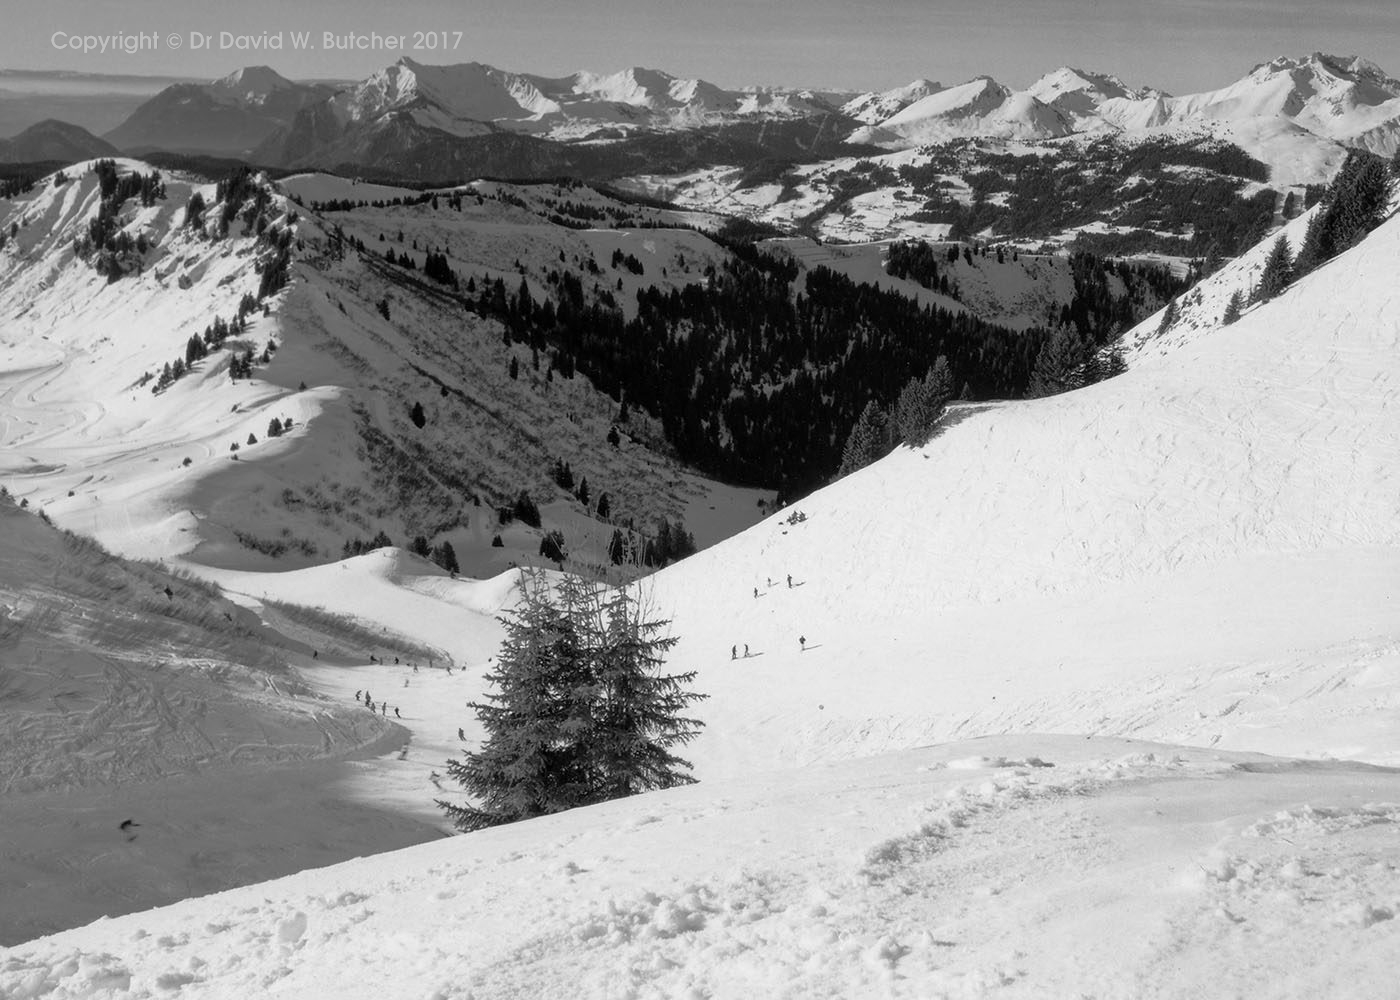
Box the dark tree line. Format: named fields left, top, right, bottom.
left=474, top=248, right=1062, bottom=499
left=1239, top=150, right=1394, bottom=319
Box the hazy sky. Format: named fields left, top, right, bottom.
left=11, top=0, right=1400, bottom=94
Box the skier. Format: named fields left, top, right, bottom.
left=731, top=645, right=737, bottom=660
left=787, top=574, right=792, bottom=588
left=381, top=702, right=387, bottom=715
left=458, top=727, right=465, bottom=741
left=355, top=689, right=361, bottom=701
left=800, top=635, right=806, bottom=650
left=394, top=707, right=401, bottom=719
left=395, top=656, right=400, bottom=665
left=312, top=650, right=318, bottom=659
left=753, top=587, right=758, bottom=599
left=744, top=643, right=750, bottom=657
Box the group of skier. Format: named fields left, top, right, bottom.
left=354, top=688, right=401, bottom=719
left=736, top=573, right=810, bottom=658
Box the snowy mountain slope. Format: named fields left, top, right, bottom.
left=1026, top=66, right=1161, bottom=119
left=1164, top=54, right=1400, bottom=146
left=0, top=160, right=304, bottom=558
left=864, top=77, right=1075, bottom=145
left=635, top=205, right=1400, bottom=778
left=2, top=152, right=1399, bottom=993
left=841, top=78, right=943, bottom=124
left=0, top=494, right=439, bottom=944
left=4, top=734, right=1398, bottom=996
left=1090, top=54, right=1400, bottom=173
left=0, top=162, right=769, bottom=577
left=295, top=57, right=845, bottom=149
left=840, top=55, right=1393, bottom=191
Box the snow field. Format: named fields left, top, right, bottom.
left=4, top=737, right=1397, bottom=999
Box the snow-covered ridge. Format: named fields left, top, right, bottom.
left=855, top=76, right=1075, bottom=145
left=0, top=160, right=302, bottom=556
left=1026, top=66, right=1163, bottom=118
left=847, top=53, right=1400, bottom=180
left=327, top=56, right=831, bottom=139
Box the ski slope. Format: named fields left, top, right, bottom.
left=2, top=165, right=1399, bottom=995
left=649, top=207, right=1400, bottom=778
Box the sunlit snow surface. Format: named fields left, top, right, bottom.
left=2, top=167, right=1400, bottom=995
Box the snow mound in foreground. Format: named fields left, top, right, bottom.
left=4, top=736, right=1398, bottom=998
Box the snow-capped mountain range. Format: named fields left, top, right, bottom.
left=856, top=53, right=1400, bottom=155
left=71, top=51, right=1400, bottom=175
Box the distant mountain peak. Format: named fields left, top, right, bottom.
left=0, top=118, right=120, bottom=163
left=1247, top=52, right=1400, bottom=90
left=1026, top=66, right=1163, bottom=115
left=214, top=65, right=295, bottom=96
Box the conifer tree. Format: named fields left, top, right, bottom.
left=1026, top=328, right=1084, bottom=399
left=1222, top=289, right=1244, bottom=325
left=185, top=192, right=205, bottom=230
left=431, top=540, right=460, bottom=574
left=1291, top=211, right=1327, bottom=279
left=1104, top=344, right=1128, bottom=378
left=1156, top=298, right=1179, bottom=335
left=437, top=571, right=590, bottom=831
left=892, top=355, right=952, bottom=447
left=837, top=400, right=889, bottom=478
left=1254, top=236, right=1293, bottom=304
left=539, top=529, right=566, bottom=565
left=607, top=528, right=627, bottom=565
left=438, top=572, right=702, bottom=831
left=586, top=588, right=705, bottom=800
